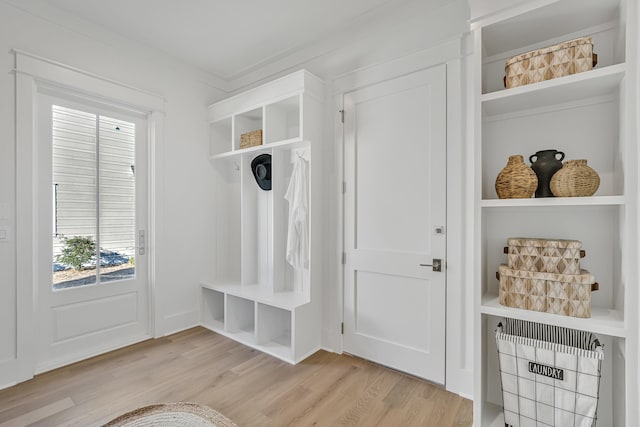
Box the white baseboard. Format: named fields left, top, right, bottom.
left=162, top=308, right=200, bottom=336
left=35, top=333, right=151, bottom=375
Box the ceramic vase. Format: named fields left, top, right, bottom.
left=529, top=149, right=565, bottom=197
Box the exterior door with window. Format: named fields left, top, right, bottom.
left=36, top=91, right=150, bottom=372
left=342, top=65, right=447, bottom=383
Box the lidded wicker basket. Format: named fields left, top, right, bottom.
left=504, top=36, right=597, bottom=88
left=506, top=237, right=584, bottom=275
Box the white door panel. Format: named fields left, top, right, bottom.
left=354, top=271, right=432, bottom=351
left=344, top=65, right=446, bottom=383
left=36, top=92, right=150, bottom=372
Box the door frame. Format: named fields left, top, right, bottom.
left=14, top=50, right=164, bottom=383
left=333, top=38, right=472, bottom=396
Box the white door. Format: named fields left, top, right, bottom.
left=36, top=91, right=150, bottom=372
left=343, top=65, right=447, bottom=383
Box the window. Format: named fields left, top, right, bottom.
left=51, top=104, right=137, bottom=289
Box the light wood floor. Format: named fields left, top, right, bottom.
left=0, top=327, right=473, bottom=426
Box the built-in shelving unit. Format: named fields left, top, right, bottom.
left=471, top=0, right=637, bottom=425
left=202, top=70, right=324, bottom=364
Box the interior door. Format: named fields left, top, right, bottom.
left=343, top=65, right=447, bottom=382
left=36, top=90, right=150, bottom=372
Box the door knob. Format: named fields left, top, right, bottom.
left=420, top=258, right=442, bottom=272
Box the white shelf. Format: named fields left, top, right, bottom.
left=209, top=137, right=304, bottom=160
left=473, top=0, right=635, bottom=424
left=481, top=195, right=625, bottom=208
left=481, top=295, right=626, bottom=338
left=202, top=282, right=308, bottom=310
left=481, top=64, right=626, bottom=116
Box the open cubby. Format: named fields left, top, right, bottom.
left=482, top=205, right=622, bottom=319
left=202, top=288, right=225, bottom=330
left=265, top=95, right=301, bottom=144
left=481, top=0, right=625, bottom=95
left=234, top=107, right=263, bottom=151
left=482, top=92, right=622, bottom=200
left=256, top=303, right=292, bottom=359
left=226, top=295, right=255, bottom=339
left=480, top=314, right=624, bottom=427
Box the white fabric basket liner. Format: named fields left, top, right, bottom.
left=496, top=319, right=604, bottom=427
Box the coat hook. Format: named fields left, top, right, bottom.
left=234, top=161, right=240, bottom=171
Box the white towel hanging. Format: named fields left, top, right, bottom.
left=285, top=155, right=309, bottom=269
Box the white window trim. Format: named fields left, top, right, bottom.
left=13, top=49, right=165, bottom=384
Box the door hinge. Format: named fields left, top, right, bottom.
left=342, top=181, right=346, bottom=194
left=342, top=252, right=346, bottom=265
left=341, top=322, right=344, bottom=334
left=339, top=109, right=344, bottom=123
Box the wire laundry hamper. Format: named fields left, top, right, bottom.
left=496, top=318, right=604, bottom=427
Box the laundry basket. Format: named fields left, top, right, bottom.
left=496, top=318, right=604, bottom=426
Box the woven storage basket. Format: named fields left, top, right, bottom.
left=240, top=129, right=262, bottom=149
left=498, top=265, right=597, bottom=318
left=498, top=265, right=547, bottom=312
left=505, top=237, right=585, bottom=275
left=504, top=36, right=597, bottom=89
left=495, top=155, right=538, bottom=199
left=550, top=159, right=600, bottom=197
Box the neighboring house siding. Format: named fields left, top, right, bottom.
left=52, top=105, right=135, bottom=260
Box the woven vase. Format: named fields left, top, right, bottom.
left=495, top=155, right=538, bottom=199
left=550, top=159, right=600, bottom=197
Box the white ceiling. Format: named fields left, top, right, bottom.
left=40, top=0, right=412, bottom=81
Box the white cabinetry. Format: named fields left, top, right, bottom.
left=202, top=70, right=324, bottom=363
left=471, top=0, right=638, bottom=425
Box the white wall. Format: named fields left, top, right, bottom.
left=0, top=0, right=226, bottom=386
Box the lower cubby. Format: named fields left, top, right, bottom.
left=226, top=295, right=256, bottom=343
left=479, top=313, right=626, bottom=427
left=201, top=285, right=305, bottom=363
left=202, top=288, right=225, bottom=331
left=256, top=303, right=292, bottom=360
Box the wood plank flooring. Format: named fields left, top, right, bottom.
left=0, top=327, right=473, bottom=426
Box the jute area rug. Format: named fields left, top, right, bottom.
left=102, top=402, right=237, bottom=427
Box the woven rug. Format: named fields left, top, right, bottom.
left=103, top=402, right=237, bottom=427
